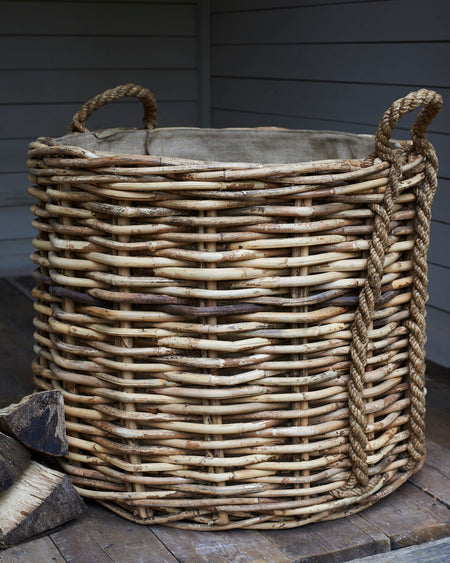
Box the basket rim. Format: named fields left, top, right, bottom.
left=49, top=126, right=405, bottom=167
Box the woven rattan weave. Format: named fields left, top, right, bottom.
left=28, top=84, right=442, bottom=529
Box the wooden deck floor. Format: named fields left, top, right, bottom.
left=0, top=277, right=449, bottom=563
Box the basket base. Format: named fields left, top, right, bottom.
left=84, top=468, right=418, bottom=530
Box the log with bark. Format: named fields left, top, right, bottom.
left=0, top=460, right=86, bottom=548
left=0, top=432, right=30, bottom=493
left=0, top=390, right=68, bottom=455
left=0, top=391, right=86, bottom=548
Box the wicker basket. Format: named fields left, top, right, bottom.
left=28, top=84, right=442, bottom=530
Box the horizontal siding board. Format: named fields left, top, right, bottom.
left=1, top=2, right=196, bottom=35
left=0, top=69, right=198, bottom=104
left=212, top=108, right=383, bottom=130
left=212, top=0, right=376, bottom=11
left=10, top=0, right=194, bottom=3
left=426, top=133, right=450, bottom=179
left=1, top=140, right=30, bottom=174
left=211, top=0, right=449, bottom=43
left=428, top=263, right=450, bottom=312
left=425, top=306, right=450, bottom=367
left=0, top=101, right=199, bottom=139
left=212, top=79, right=450, bottom=133
left=0, top=37, right=196, bottom=69
left=429, top=221, right=450, bottom=268
left=0, top=239, right=35, bottom=277
left=0, top=174, right=33, bottom=207
left=432, top=178, right=450, bottom=225
left=0, top=206, right=35, bottom=240
left=212, top=43, right=450, bottom=89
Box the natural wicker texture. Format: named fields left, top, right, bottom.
left=28, top=85, right=442, bottom=529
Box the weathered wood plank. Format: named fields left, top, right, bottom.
left=50, top=502, right=179, bottom=563
left=410, top=462, right=450, bottom=509
left=425, top=441, right=450, bottom=475
left=351, top=536, right=450, bottom=562
left=86, top=503, right=179, bottom=563
left=358, top=482, right=450, bottom=549
left=50, top=516, right=114, bottom=563
left=152, top=525, right=290, bottom=563
left=410, top=441, right=450, bottom=507
left=263, top=515, right=389, bottom=563
left=0, top=536, right=65, bottom=562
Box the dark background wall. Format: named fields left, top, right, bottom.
left=0, top=0, right=448, bottom=364
left=0, top=0, right=206, bottom=273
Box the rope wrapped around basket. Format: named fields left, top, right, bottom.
left=333, top=89, right=442, bottom=499
left=27, top=84, right=442, bottom=529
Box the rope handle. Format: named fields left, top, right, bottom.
left=66, top=83, right=157, bottom=134
left=375, top=88, right=442, bottom=161
left=335, top=89, right=442, bottom=497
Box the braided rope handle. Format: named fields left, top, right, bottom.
left=66, top=83, right=157, bottom=134
left=338, top=89, right=442, bottom=496
left=375, top=88, right=443, bottom=162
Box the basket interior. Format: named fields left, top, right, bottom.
left=55, top=127, right=397, bottom=163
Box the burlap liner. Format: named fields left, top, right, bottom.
left=56, top=127, right=401, bottom=164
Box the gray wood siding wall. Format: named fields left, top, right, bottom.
left=0, top=0, right=204, bottom=275
left=211, top=0, right=449, bottom=365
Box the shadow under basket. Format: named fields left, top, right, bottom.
left=28, top=84, right=442, bottom=529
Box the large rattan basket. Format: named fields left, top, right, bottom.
left=28, top=84, right=442, bottom=529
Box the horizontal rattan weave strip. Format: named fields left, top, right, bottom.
left=28, top=85, right=442, bottom=529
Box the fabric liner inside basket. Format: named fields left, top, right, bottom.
left=56, top=128, right=402, bottom=163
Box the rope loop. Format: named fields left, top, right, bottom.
left=67, top=83, right=157, bottom=134
left=375, top=89, right=442, bottom=163
left=342, top=90, right=442, bottom=494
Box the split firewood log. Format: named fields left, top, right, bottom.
left=0, top=432, right=30, bottom=493
left=0, top=390, right=68, bottom=456
left=0, top=460, right=86, bottom=547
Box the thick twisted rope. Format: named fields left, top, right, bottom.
left=404, top=110, right=441, bottom=470
left=333, top=90, right=442, bottom=498
left=67, top=83, right=157, bottom=133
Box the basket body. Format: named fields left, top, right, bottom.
left=28, top=91, right=441, bottom=529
